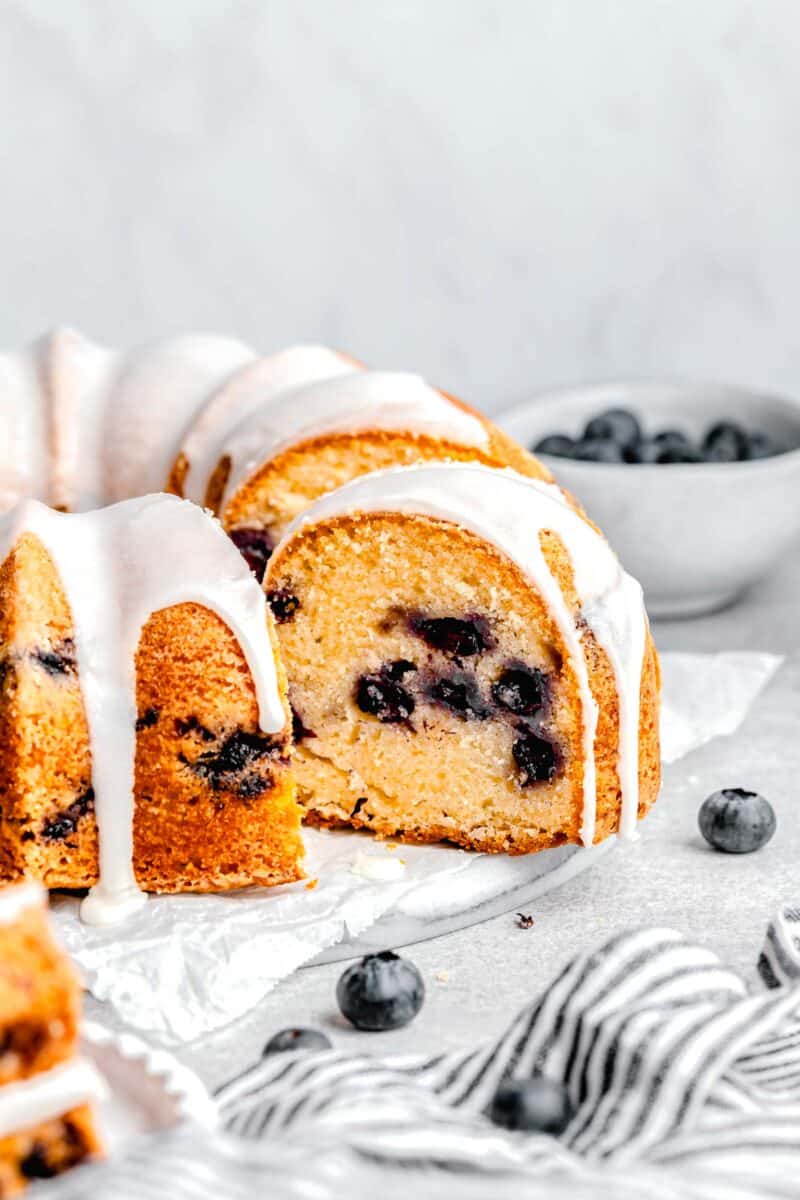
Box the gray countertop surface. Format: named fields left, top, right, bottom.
left=87, top=548, right=800, bottom=1093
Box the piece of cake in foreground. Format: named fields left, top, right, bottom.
left=0, top=494, right=303, bottom=923
left=0, top=882, right=104, bottom=1194
left=266, top=464, right=660, bottom=852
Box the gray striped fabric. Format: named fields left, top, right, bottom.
left=49, top=916, right=800, bottom=1200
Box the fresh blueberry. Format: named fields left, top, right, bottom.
left=356, top=672, right=415, bottom=723
left=653, top=429, right=695, bottom=452
left=426, top=671, right=491, bottom=720
left=583, top=408, right=642, bottom=450
left=743, top=431, right=778, bottom=460
left=702, top=421, right=749, bottom=462
left=512, top=731, right=557, bottom=785
left=654, top=445, right=703, bottom=464
left=492, top=666, right=547, bottom=716
left=336, top=950, right=425, bottom=1032
left=263, top=1027, right=332, bottom=1055
left=649, top=430, right=703, bottom=462
left=572, top=437, right=625, bottom=463
left=654, top=429, right=690, bottom=447
left=409, top=614, right=494, bottom=658
left=698, top=788, right=776, bottom=854
left=230, top=527, right=274, bottom=582
left=533, top=434, right=576, bottom=458
left=489, top=1076, right=574, bottom=1135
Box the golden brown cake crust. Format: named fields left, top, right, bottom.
left=219, top=426, right=553, bottom=543
left=0, top=1104, right=100, bottom=1195
left=0, top=900, right=80, bottom=1086
left=0, top=887, right=103, bottom=1194
left=0, top=533, right=303, bottom=894
left=267, top=511, right=660, bottom=855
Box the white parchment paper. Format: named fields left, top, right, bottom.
left=50, top=651, right=784, bottom=1044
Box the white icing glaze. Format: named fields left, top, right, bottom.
left=101, top=334, right=256, bottom=504
left=276, top=464, right=648, bottom=845
left=178, top=345, right=356, bottom=506
left=0, top=333, right=492, bottom=526
left=39, top=329, right=120, bottom=513
left=0, top=880, right=46, bottom=925
left=216, top=370, right=491, bottom=514
left=0, top=329, right=256, bottom=515
left=0, top=495, right=286, bottom=925
left=0, top=1056, right=107, bottom=1138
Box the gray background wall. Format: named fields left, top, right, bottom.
left=1, top=0, right=798, bottom=412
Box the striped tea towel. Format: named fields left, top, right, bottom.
left=51, top=913, right=800, bottom=1200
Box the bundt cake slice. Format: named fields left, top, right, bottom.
left=0, top=882, right=104, bottom=1193
left=0, top=495, right=302, bottom=924
left=266, top=464, right=660, bottom=853
left=168, top=350, right=553, bottom=579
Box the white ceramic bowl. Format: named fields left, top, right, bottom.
left=498, top=380, right=800, bottom=618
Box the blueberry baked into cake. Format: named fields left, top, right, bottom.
left=266, top=464, right=661, bottom=853
left=0, top=882, right=104, bottom=1194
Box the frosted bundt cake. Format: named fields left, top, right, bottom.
left=0, top=882, right=104, bottom=1192
left=265, top=464, right=660, bottom=852
left=0, top=330, right=552, bottom=579
left=0, top=494, right=302, bottom=924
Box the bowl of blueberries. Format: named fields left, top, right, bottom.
left=498, top=380, right=800, bottom=617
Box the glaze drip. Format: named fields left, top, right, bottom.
left=216, top=370, right=491, bottom=514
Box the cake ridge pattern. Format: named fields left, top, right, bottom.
left=0, top=328, right=551, bottom=539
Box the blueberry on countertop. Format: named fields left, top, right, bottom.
left=489, top=1076, right=574, bottom=1135
left=263, top=1027, right=332, bottom=1055
left=583, top=407, right=642, bottom=450
left=698, top=788, right=776, bottom=854
left=337, top=950, right=425, bottom=1031
left=533, top=434, right=576, bottom=458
